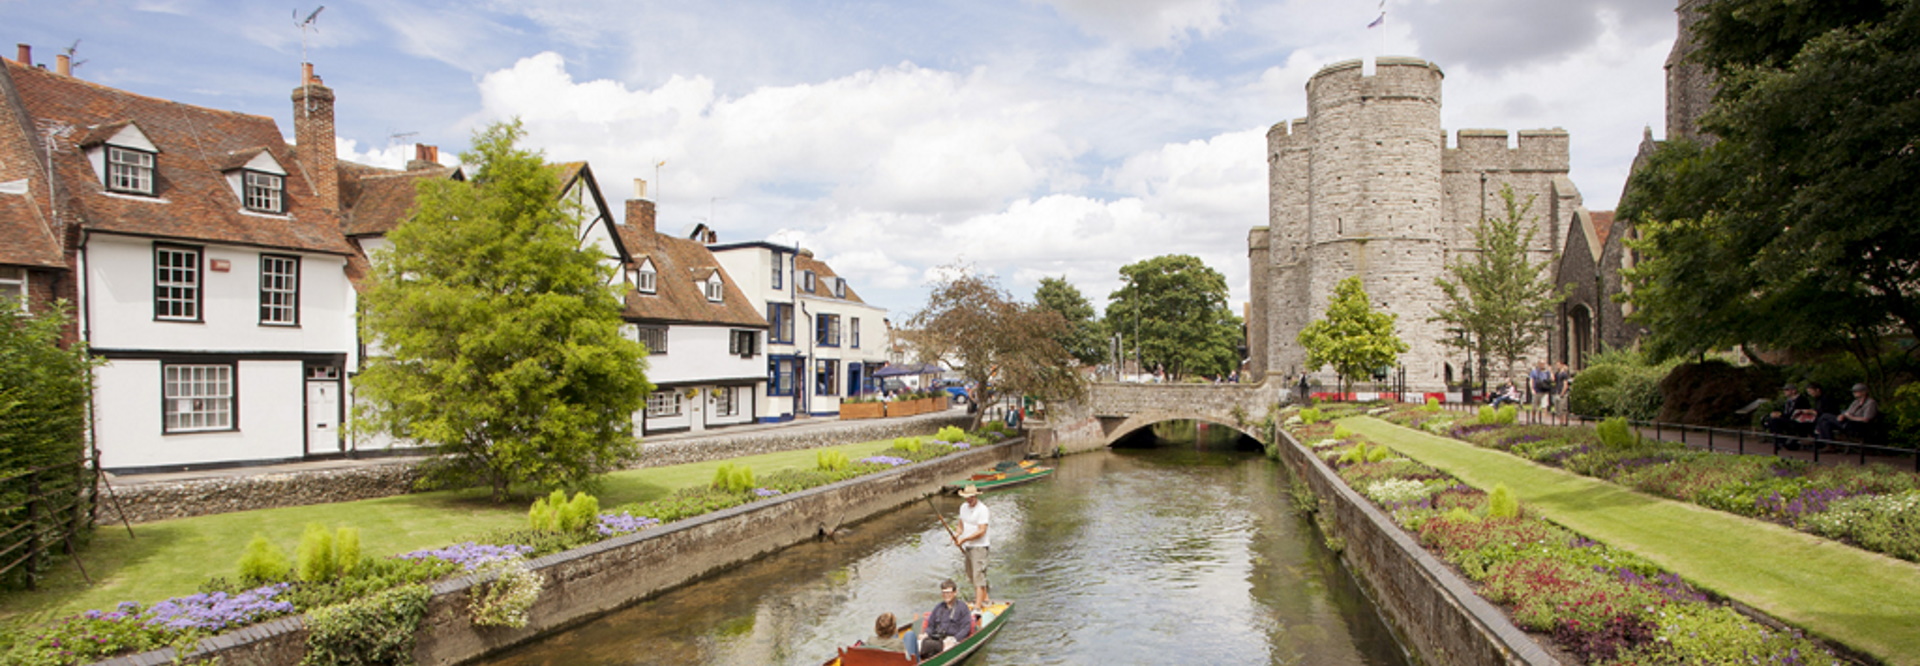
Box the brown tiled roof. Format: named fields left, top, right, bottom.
left=794, top=253, right=866, bottom=303
left=614, top=221, right=767, bottom=328
left=1591, top=211, right=1616, bottom=247
left=0, top=192, right=64, bottom=267
left=339, top=163, right=459, bottom=236
left=3, top=60, right=354, bottom=256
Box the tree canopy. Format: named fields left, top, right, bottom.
left=1622, top=0, right=1920, bottom=378
left=1431, top=185, right=1563, bottom=383
left=355, top=120, right=652, bottom=501
left=1105, top=254, right=1244, bottom=380
left=1034, top=276, right=1107, bottom=368
left=1298, top=276, right=1407, bottom=391
left=907, top=266, right=1083, bottom=429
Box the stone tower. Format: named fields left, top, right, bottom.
left=1248, top=57, right=1579, bottom=393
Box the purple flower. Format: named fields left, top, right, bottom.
left=596, top=512, right=662, bottom=536
left=861, top=455, right=913, bottom=467
left=139, top=583, right=294, bottom=631
left=399, top=542, right=533, bottom=570
left=754, top=487, right=783, bottom=497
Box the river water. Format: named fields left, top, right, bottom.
left=488, top=427, right=1409, bottom=665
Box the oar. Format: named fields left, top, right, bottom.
left=924, top=496, right=963, bottom=551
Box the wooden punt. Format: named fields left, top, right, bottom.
left=823, top=601, right=1014, bottom=666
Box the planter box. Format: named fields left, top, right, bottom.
left=921, top=397, right=944, bottom=413
left=887, top=401, right=919, bottom=417
left=840, top=402, right=884, bottom=420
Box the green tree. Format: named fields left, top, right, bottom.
left=1622, top=0, right=1920, bottom=385
left=907, top=266, right=1084, bottom=430
left=0, top=302, right=95, bottom=588
left=1105, top=255, right=1244, bottom=380
left=355, top=120, right=652, bottom=501
left=1431, top=185, right=1563, bottom=383
left=1298, top=276, right=1408, bottom=392
left=1034, top=277, right=1106, bottom=367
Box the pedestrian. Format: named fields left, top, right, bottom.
left=1528, top=361, right=1553, bottom=410
left=1552, top=362, right=1573, bottom=419
left=955, top=484, right=991, bottom=607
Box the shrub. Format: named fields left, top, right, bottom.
left=1611, top=365, right=1668, bottom=420
left=1337, top=441, right=1370, bottom=465
left=1487, top=483, right=1519, bottom=519
left=469, top=557, right=543, bottom=628
left=1422, top=396, right=1441, bottom=412
left=333, top=527, right=360, bottom=578
left=1364, top=478, right=1437, bottom=505
left=302, top=584, right=432, bottom=666
left=1299, top=407, right=1324, bottom=424
left=1366, top=444, right=1391, bottom=463
left=816, top=449, right=851, bottom=472
left=1595, top=417, right=1639, bottom=450
left=237, top=534, right=290, bottom=583
left=1569, top=364, right=1623, bottom=417
left=558, top=492, right=599, bottom=533
left=934, top=425, right=967, bottom=442
left=1803, top=490, right=1920, bottom=562
left=1622, top=604, right=1838, bottom=665
left=712, top=463, right=756, bottom=493
left=1887, top=382, right=1920, bottom=449
left=295, top=523, right=336, bottom=583
left=528, top=491, right=559, bottom=531
left=1332, top=424, right=1353, bottom=439
left=893, top=436, right=924, bottom=453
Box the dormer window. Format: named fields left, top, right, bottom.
left=632, top=258, right=657, bottom=294
left=107, top=146, right=155, bottom=195
left=802, top=270, right=816, bottom=292
left=831, top=277, right=846, bottom=299
left=704, top=276, right=725, bottom=302
left=243, top=171, right=284, bottom=213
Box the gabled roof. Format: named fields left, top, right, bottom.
left=0, top=59, right=354, bottom=256
left=338, top=162, right=461, bottom=237
left=0, top=189, right=64, bottom=268
left=794, top=253, right=866, bottom=304
left=1590, top=211, right=1616, bottom=248
left=614, top=221, right=767, bottom=328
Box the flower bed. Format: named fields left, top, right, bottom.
left=1284, top=407, right=1843, bottom=665
left=1379, top=404, right=1920, bottom=563
left=0, top=431, right=1004, bottom=665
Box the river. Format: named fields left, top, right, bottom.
left=487, top=423, right=1410, bottom=665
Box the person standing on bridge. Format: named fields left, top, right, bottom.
left=955, top=485, right=992, bottom=607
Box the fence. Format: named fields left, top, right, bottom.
left=1437, top=401, right=1920, bottom=472
left=0, top=456, right=97, bottom=589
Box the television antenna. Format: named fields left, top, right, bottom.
left=388, top=131, right=419, bottom=147
left=61, top=40, right=88, bottom=72
left=294, top=6, right=325, bottom=64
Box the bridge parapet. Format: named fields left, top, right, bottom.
left=1024, top=381, right=1288, bottom=455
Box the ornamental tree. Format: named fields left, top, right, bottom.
left=1298, top=276, right=1407, bottom=393
left=1431, top=185, right=1563, bottom=384
left=1105, top=254, right=1244, bottom=380
left=355, top=120, right=652, bottom=501
left=907, top=266, right=1083, bottom=430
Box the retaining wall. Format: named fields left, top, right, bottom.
left=1273, top=429, right=1561, bottom=666
left=98, top=413, right=971, bottom=525
left=94, top=439, right=1022, bottom=666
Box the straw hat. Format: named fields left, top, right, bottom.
left=958, top=485, right=981, bottom=498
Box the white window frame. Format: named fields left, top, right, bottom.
left=635, top=260, right=657, bottom=294
left=713, top=387, right=738, bottom=416
left=704, top=278, right=724, bottom=302
left=729, top=329, right=758, bottom=357
left=802, top=270, right=816, bottom=292
left=154, top=244, right=201, bottom=321
left=851, top=317, right=861, bottom=348
left=635, top=325, right=668, bottom=355
left=0, top=267, right=25, bottom=312
left=646, top=391, right=681, bottom=417
left=831, top=277, right=846, bottom=299
left=107, top=146, right=156, bottom=195
left=242, top=170, right=284, bottom=213
left=770, top=252, right=784, bottom=289
left=163, top=363, right=235, bottom=433
left=259, top=254, right=300, bottom=326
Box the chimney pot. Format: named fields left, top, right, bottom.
left=16, top=44, right=29, bottom=65
left=55, top=54, right=69, bottom=76
left=633, top=178, right=648, bottom=199
left=407, top=144, right=441, bottom=170
left=302, top=62, right=314, bottom=85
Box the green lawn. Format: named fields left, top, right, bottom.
left=1343, top=416, right=1920, bottom=666
left=0, top=439, right=904, bottom=631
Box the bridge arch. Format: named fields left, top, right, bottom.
left=1100, top=410, right=1262, bottom=447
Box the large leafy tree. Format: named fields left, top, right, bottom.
left=907, top=266, right=1084, bottom=429
left=1431, top=185, right=1563, bottom=383
left=1034, top=277, right=1107, bottom=368
left=1622, top=0, right=1920, bottom=380
left=1299, top=276, right=1408, bottom=392
left=356, top=120, right=652, bottom=501
left=1105, top=254, right=1243, bottom=380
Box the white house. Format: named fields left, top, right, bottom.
left=710, top=242, right=889, bottom=420
left=0, top=57, right=361, bottom=472
left=614, top=198, right=768, bottom=433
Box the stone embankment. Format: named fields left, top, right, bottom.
left=94, top=437, right=1023, bottom=666
left=98, top=412, right=971, bottom=525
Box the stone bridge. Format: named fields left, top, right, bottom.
left=1031, top=381, right=1291, bottom=454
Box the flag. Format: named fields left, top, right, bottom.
left=1367, top=12, right=1384, bottom=28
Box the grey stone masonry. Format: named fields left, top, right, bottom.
left=98, top=411, right=971, bottom=525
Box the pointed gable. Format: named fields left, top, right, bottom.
left=613, top=215, right=766, bottom=328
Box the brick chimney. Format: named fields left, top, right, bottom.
left=407, top=144, right=440, bottom=170
left=15, top=44, right=29, bottom=65
left=626, top=199, right=656, bottom=236
left=291, top=63, right=339, bottom=214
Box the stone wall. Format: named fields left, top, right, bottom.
left=1272, top=428, right=1559, bottom=665
left=99, top=413, right=971, bottom=525
left=93, top=439, right=1024, bottom=666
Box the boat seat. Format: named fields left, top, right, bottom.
left=838, top=646, right=918, bottom=665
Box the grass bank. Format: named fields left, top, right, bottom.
left=1343, top=416, right=1920, bottom=665
left=0, top=439, right=903, bottom=631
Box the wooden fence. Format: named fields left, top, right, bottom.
left=0, top=456, right=96, bottom=589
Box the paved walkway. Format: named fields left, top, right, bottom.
left=1345, top=416, right=1920, bottom=665
left=103, top=406, right=971, bottom=489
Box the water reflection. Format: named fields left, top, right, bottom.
left=487, top=429, right=1408, bottom=666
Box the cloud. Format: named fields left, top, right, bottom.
left=1395, top=0, right=1675, bottom=74
left=1038, top=0, right=1235, bottom=49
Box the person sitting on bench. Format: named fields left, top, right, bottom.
left=1762, top=383, right=1813, bottom=449
left=1815, top=383, right=1878, bottom=445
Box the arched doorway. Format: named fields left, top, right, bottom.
left=1567, top=304, right=1594, bottom=369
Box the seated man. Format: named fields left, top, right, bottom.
left=1815, top=383, right=1878, bottom=444
left=1761, top=383, right=1812, bottom=449
left=918, top=579, right=972, bottom=659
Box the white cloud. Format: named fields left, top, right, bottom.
left=1038, top=0, right=1235, bottom=49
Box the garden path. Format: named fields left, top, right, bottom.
left=1343, top=416, right=1920, bottom=666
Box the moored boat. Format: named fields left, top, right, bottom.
left=942, top=459, right=1053, bottom=494
left=823, top=600, right=1015, bottom=666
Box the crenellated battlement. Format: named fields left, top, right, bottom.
left=1444, top=128, right=1569, bottom=172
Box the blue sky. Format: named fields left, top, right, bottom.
left=9, top=0, right=1680, bottom=318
